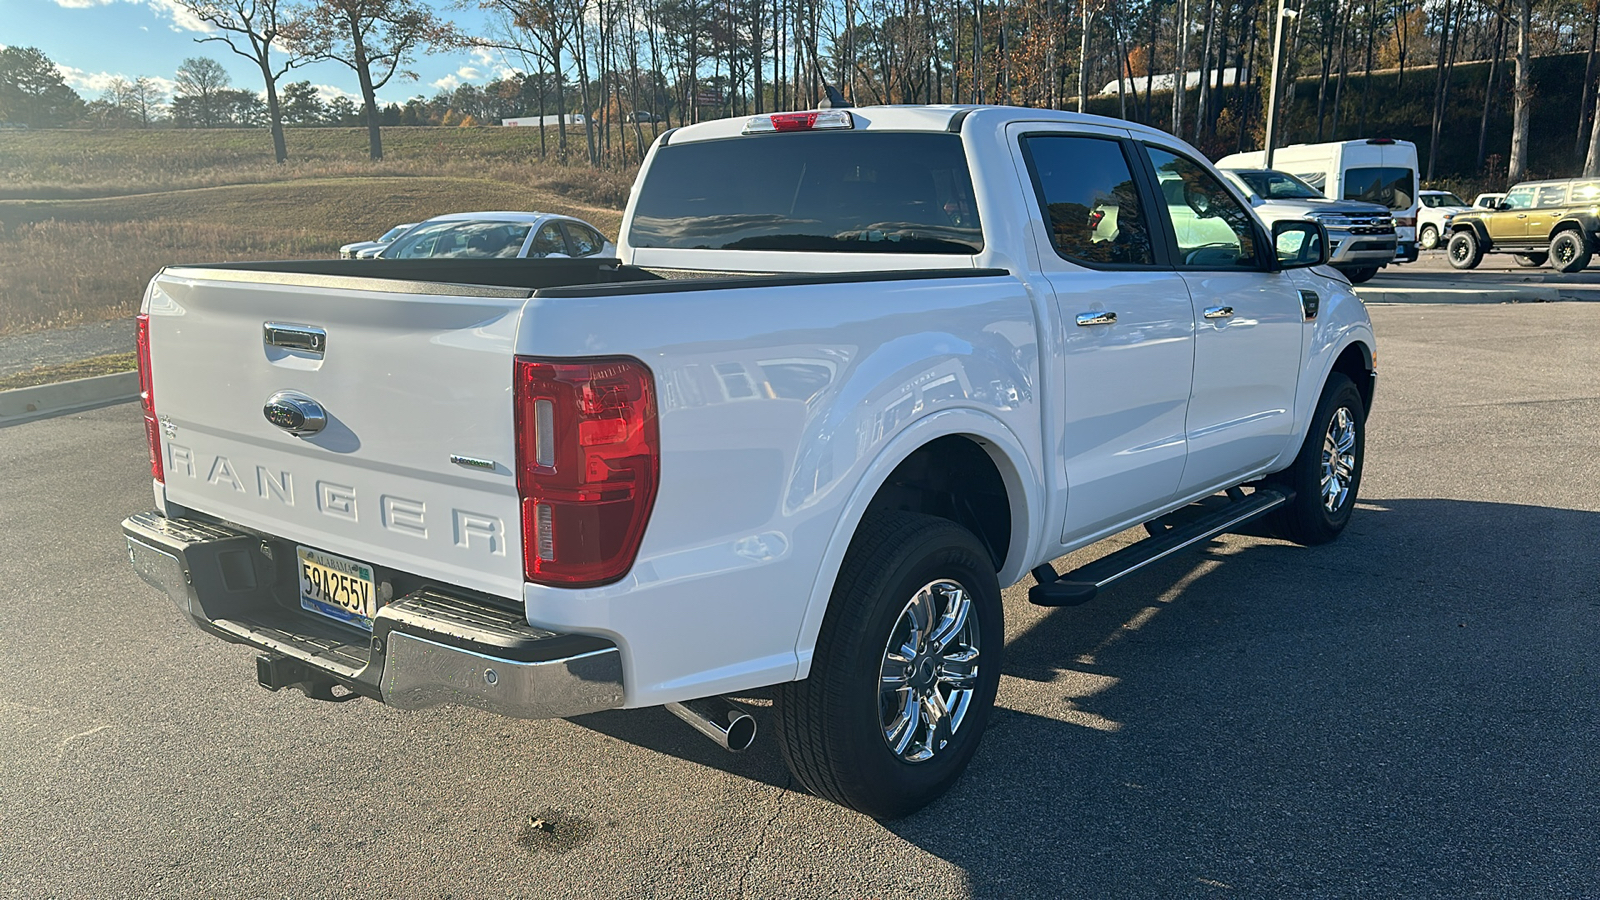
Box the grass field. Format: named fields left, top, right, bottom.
left=0, top=127, right=638, bottom=337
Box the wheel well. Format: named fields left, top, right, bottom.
left=862, top=435, right=1013, bottom=572
left=1332, top=342, right=1374, bottom=412
left=1551, top=221, right=1586, bottom=238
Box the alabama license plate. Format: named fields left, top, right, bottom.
left=297, top=545, right=377, bottom=630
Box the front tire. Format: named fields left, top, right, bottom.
left=1550, top=230, right=1592, bottom=273
left=774, top=511, right=1002, bottom=820
left=1341, top=266, right=1379, bottom=284
left=1266, top=373, right=1366, bottom=546
left=1419, top=223, right=1440, bottom=250
left=1446, top=230, right=1482, bottom=269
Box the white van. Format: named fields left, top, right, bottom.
left=1218, top=139, right=1421, bottom=262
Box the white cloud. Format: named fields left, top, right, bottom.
left=143, top=0, right=214, bottom=33
left=58, top=65, right=177, bottom=97
left=469, top=46, right=495, bottom=67
left=313, top=83, right=360, bottom=103
left=429, top=66, right=482, bottom=91
left=52, top=0, right=113, bottom=8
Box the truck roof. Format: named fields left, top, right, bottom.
left=661, top=104, right=1184, bottom=145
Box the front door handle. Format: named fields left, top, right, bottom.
left=1516, top=213, right=1528, bottom=218
left=1076, top=311, right=1117, bottom=326
left=1203, top=305, right=1234, bottom=319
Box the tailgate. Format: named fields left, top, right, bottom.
left=146, top=268, right=529, bottom=600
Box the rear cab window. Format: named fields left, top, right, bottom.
left=629, top=131, right=982, bottom=254
left=1019, top=134, right=1156, bottom=267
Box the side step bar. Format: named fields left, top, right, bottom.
left=1029, top=487, right=1293, bottom=607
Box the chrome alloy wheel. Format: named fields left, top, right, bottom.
left=878, top=579, right=981, bottom=763
left=1321, top=406, right=1358, bottom=513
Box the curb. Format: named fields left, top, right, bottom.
left=0, top=371, right=139, bottom=428
left=1355, top=286, right=1561, bottom=304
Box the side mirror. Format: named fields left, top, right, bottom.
left=1273, top=220, right=1330, bottom=269
left=1185, top=183, right=1214, bottom=217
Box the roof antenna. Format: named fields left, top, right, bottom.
left=819, top=83, right=853, bottom=109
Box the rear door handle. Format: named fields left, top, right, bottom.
left=1203, top=306, right=1234, bottom=319
left=1076, top=311, right=1117, bottom=326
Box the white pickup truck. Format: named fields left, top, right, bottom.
left=123, top=105, right=1375, bottom=819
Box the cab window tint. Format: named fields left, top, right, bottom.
left=1502, top=187, right=1535, bottom=210
left=1145, top=146, right=1259, bottom=268
left=1021, top=135, right=1154, bottom=266
left=1536, top=185, right=1570, bottom=207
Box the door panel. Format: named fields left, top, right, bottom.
left=1049, top=270, right=1196, bottom=539
left=1142, top=144, right=1305, bottom=492
left=1008, top=128, right=1196, bottom=541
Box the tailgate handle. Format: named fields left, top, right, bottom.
left=264, top=323, right=326, bottom=355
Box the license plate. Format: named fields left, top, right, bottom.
left=297, top=546, right=377, bottom=630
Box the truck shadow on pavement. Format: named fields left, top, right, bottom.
left=575, top=498, right=1600, bottom=897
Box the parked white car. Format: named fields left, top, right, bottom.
left=1417, top=190, right=1472, bottom=250
left=379, top=212, right=616, bottom=260
left=338, top=223, right=417, bottom=259
left=125, top=105, right=1374, bottom=820
left=1473, top=192, right=1506, bottom=209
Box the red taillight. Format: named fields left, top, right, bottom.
left=136, top=313, right=163, bottom=484
left=514, top=356, right=659, bottom=587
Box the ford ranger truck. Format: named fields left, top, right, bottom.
left=123, top=105, right=1376, bottom=820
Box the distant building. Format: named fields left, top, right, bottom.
left=501, top=115, right=587, bottom=127
left=1098, top=68, right=1240, bottom=97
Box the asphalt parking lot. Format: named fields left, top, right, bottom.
left=2, top=299, right=1597, bottom=899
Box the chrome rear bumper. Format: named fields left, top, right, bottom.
left=122, top=511, right=624, bottom=719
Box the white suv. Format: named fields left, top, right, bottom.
left=1417, top=190, right=1472, bottom=251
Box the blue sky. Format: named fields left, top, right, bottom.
left=1, top=0, right=519, bottom=106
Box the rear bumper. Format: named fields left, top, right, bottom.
left=122, top=511, right=624, bottom=719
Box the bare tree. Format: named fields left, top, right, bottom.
left=174, top=56, right=233, bottom=128
left=1507, top=0, right=1531, bottom=183
left=175, top=0, right=310, bottom=163
left=296, top=0, right=454, bottom=159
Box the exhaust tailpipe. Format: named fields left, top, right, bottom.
left=666, top=696, right=757, bottom=752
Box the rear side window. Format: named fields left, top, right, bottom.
left=1021, top=134, right=1155, bottom=267
left=1537, top=185, right=1570, bottom=208
left=1344, top=166, right=1415, bottom=211
left=1572, top=182, right=1600, bottom=203
left=564, top=223, right=603, bottom=256
left=630, top=132, right=982, bottom=254
left=531, top=223, right=565, bottom=256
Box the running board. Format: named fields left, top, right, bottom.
left=1028, top=488, right=1293, bottom=607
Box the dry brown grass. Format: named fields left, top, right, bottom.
left=0, top=129, right=639, bottom=338
left=0, top=352, right=136, bottom=390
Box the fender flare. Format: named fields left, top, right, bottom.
left=1553, top=213, right=1599, bottom=237
left=1449, top=218, right=1492, bottom=250
left=790, top=408, right=1042, bottom=680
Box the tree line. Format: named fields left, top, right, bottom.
left=4, top=0, right=1600, bottom=183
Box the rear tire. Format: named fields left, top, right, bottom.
left=1419, top=223, right=1440, bottom=250
left=1515, top=253, right=1549, bottom=267
left=1550, top=230, right=1592, bottom=273
left=1266, top=373, right=1366, bottom=546
left=1446, top=230, right=1482, bottom=269
left=774, top=511, right=1002, bottom=820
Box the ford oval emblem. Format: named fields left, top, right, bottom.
left=263, top=391, right=327, bottom=436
